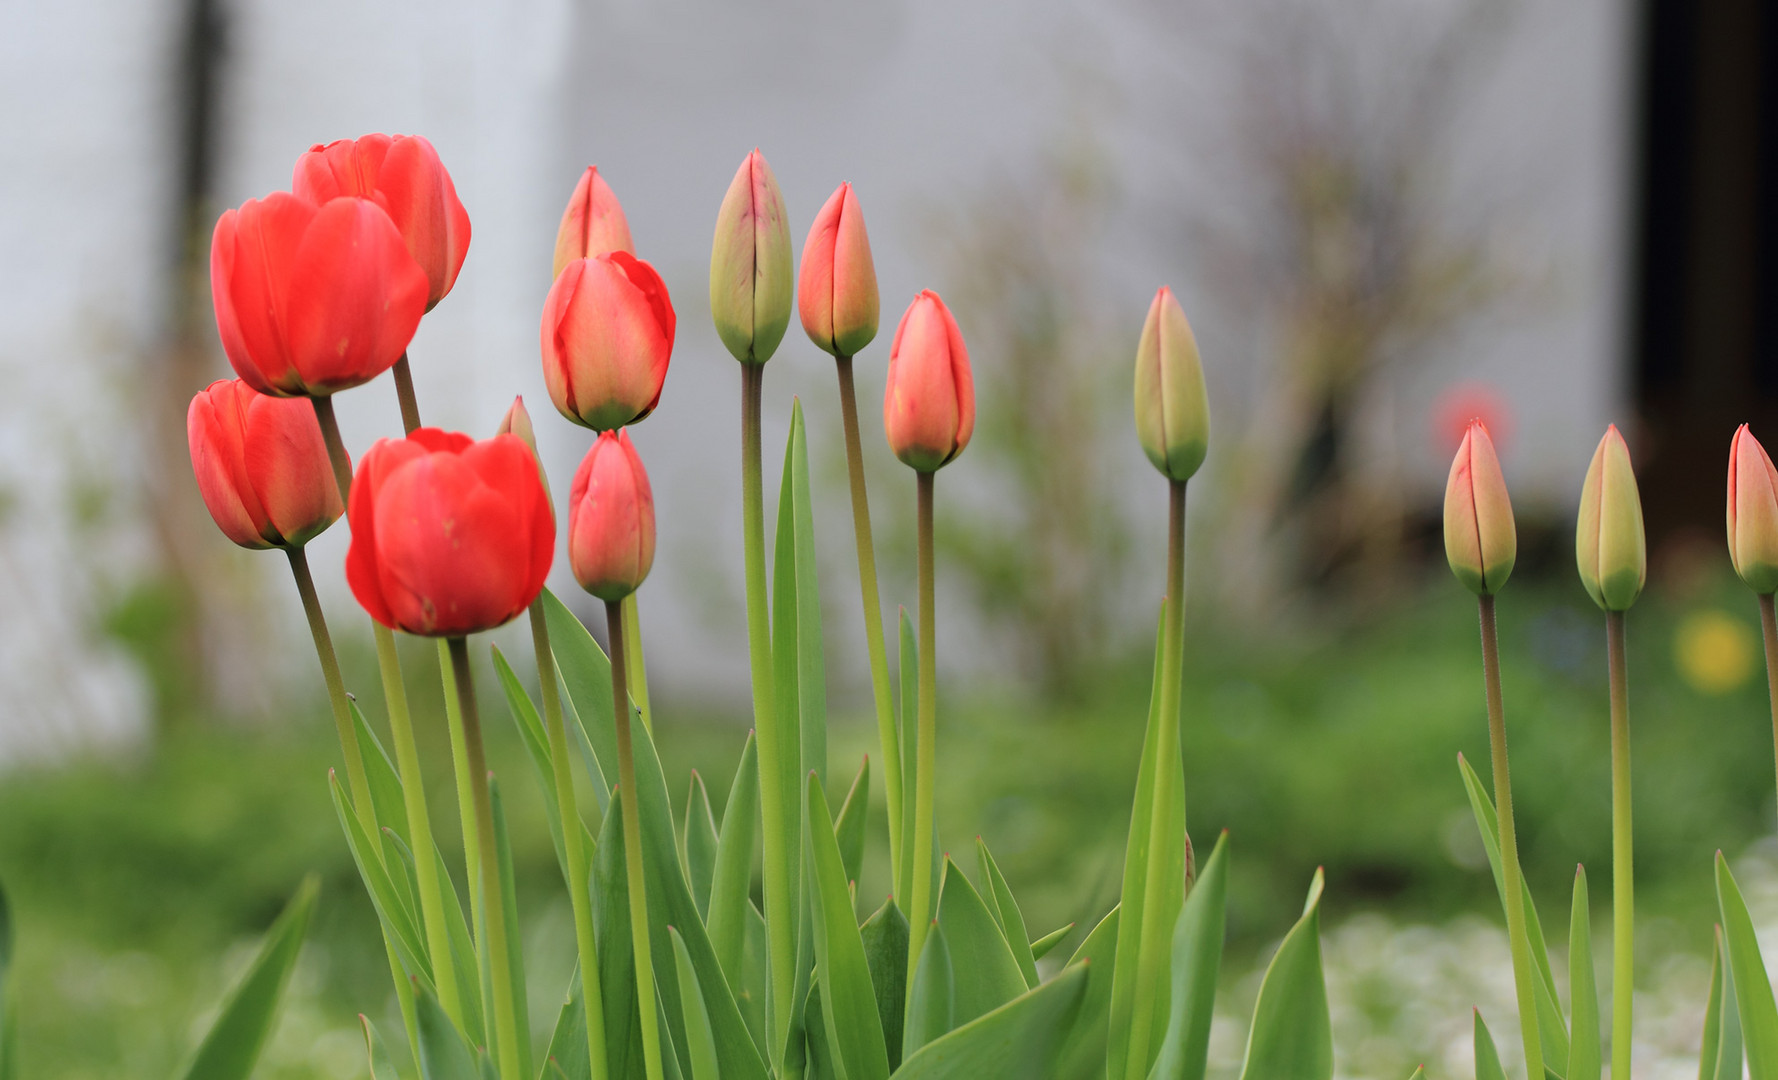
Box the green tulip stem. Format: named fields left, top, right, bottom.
left=447, top=638, right=525, bottom=1080
left=741, top=361, right=792, bottom=1059
left=622, top=594, right=653, bottom=734
left=286, top=545, right=374, bottom=834
left=835, top=354, right=904, bottom=895
left=1124, top=478, right=1188, bottom=1080
left=906, top=470, right=939, bottom=1006
left=439, top=639, right=484, bottom=953
left=531, top=601, right=610, bottom=1080
left=606, top=600, right=665, bottom=1080
left=1760, top=594, right=1778, bottom=826
left=312, top=395, right=354, bottom=503
left=392, top=353, right=422, bottom=435
left=1606, top=609, right=1633, bottom=1080
left=1479, top=595, right=1543, bottom=1080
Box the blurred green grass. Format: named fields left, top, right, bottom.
left=0, top=573, right=1772, bottom=1077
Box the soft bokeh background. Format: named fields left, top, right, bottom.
left=2, top=0, right=1773, bottom=1076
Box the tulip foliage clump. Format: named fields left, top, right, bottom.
left=12, top=130, right=1778, bottom=1080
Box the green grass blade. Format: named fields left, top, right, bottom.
left=976, top=839, right=1038, bottom=989
left=416, top=977, right=483, bottom=1080
left=670, top=927, right=721, bottom=1080
left=836, top=756, right=872, bottom=893
left=1030, top=924, right=1074, bottom=962
left=709, top=733, right=761, bottom=991
left=862, top=898, right=910, bottom=1071
left=178, top=875, right=318, bottom=1080
left=936, top=859, right=1027, bottom=1028
left=490, top=780, right=533, bottom=1079
left=1717, top=852, right=1778, bottom=1079
left=359, top=1015, right=403, bottom=1080
left=1567, top=866, right=1600, bottom=1080
left=1236, top=869, right=1331, bottom=1080
left=1149, top=831, right=1229, bottom=1080
left=903, top=922, right=955, bottom=1058
left=1459, top=754, right=1571, bottom=1067
left=807, top=773, right=893, bottom=1080
left=1474, top=1010, right=1508, bottom=1080
left=330, top=772, right=432, bottom=985
left=1054, top=906, right=1121, bottom=1080
left=683, top=771, right=720, bottom=921
left=891, top=962, right=1090, bottom=1080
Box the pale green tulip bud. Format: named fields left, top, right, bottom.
left=709, top=149, right=792, bottom=365
left=1133, top=286, right=1209, bottom=482
left=1444, top=420, right=1516, bottom=595
left=1728, top=424, right=1778, bottom=594
left=496, top=395, right=552, bottom=510
left=1576, top=425, right=1645, bottom=612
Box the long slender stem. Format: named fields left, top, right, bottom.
left=440, top=639, right=484, bottom=962
left=906, top=471, right=938, bottom=1004
left=1480, top=596, right=1544, bottom=1080
left=607, top=601, right=664, bottom=1080
left=448, top=638, right=524, bottom=1080
left=835, top=355, right=904, bottom=895
left=532, top=602, right=609, bottom=1080
left=622, top=594, right=653, bottom=734
left=287, top=546, right=374, bottom=831
left=1760, top=594, right=1778, bottom=828
left=312, top=396, right=354, bottom=503
left=1123, top=479, right=1188, bottom=1080
left=1606, top=610, right=1633, bottom=1080
left=741, top=362, right=792, bottom=1057
left=392, top=353, right=422, bottom=435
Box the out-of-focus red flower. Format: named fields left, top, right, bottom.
left=797, top=181, right=879, bottom=357
left=540, top=251, right=675, bottom=431
left=187, top=378, right=344, bottom=549
left=1432, top=382, right=1511, bottom=455
left=883, top=290, right=974, bottom=472
left=211, top=192, right=429, bottom=396
left=345, top=428, right=554, bottom=636
left=293, top=133, right=471, bottom=310
left=552, top=166, right=634, bottom=279
left=568, top=430, right=655, bottom=602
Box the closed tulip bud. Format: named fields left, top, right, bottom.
left=1443, top=420, right=1516, bottom=595
left=211, top=192, right=429, bottom=396
left=540, top=251, right=676, bottom=430
left=710, top=149, right=793, bottom=365
left=1576, top=424, right=1646, bottom=612
left=568, top=430, right=656, bottom=602
left=1133, top=287, right=1209, bottom=482
left=883, top=290, right=974, bottom=472
left=292, top=134, right=471, bottom=311
left=797, top=182, right=879, bottom=357
left=552, top=166, right=634, bottom=279
left=497, top=395, right=552, bottom=509
left=1728, top=424, right=1778, bottom=594
left=346, top=429, right=554, bottom=636
left=187, top=379, right=343, bottom=549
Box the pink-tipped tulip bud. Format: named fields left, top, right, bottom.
left=552, top=166, right=634, bottom=279
left=1576, top=424, right=1646, bottom=612
left=798, top=182, right=879, bottom=357
left=1443, top=420, right=1516, bottom=595
left=568, top=430, right=656, bottom=602
left=187, top=378, right=344, bottom=549
left=292, top=133, right=471, bottom=311
left=540, top=251, right=676, bottom=431
left=1728, top=424, right=1778, bottom=594
left=883, top=290, right=974, bottom=472
left=1133, top=286, right=1209, bottom=482
left=710, top=149, right=793, bottom=365
left=497, top=396, right=552, bottom=510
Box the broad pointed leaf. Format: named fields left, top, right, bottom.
left=683, top=771, right=720, bottom=920
left=892, top=963, right=1090, bottom=1080
left=1236, top=870, right=1331, bottom=1080
left=1567, top=866, right=1600, bottom=1080
left=1150, top=831, right=1229, bottom=1080
left=178, top=876, right=318, bottom=1080
left=862, top=897, right=910, bottom=1070
left=1716, top=853, right=1778, bottom=1080
left=807, top=773, right=892, bottom=1080
left=976, top=839, right=1038, bottom=989
left=1474, top=1010, right=1508, bottom=1080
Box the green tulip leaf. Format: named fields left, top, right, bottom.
left=1474, top=1010, right=1508, bottom=1080
left=1566, top=866, right=1600, bottom=1080
left=1236, top=869, right=1331, bottom=1080
left=671, top=927, right=722, bottom=1080
left=1053, top=905, right=1120, bottom=1080
left=708, top=732, right=760, bottom=994
left=488, top=780, right=533, bottom=1080
left=903, top=923, right=955, bottom=1059
left=1149, top=830, right=1230, bottom=1080
left=976, top=838, right=1038, bottom=989
left=329, top=772, right=432, bottom=987
left=861, top=897, right=911, bottom=1070
left=493, top=644, right=596, bottom=886
left=1716, top=852, right=1778, bottom=1079
left=891, top=962, right=1090, bottom=1080
left=936, top=859, right=1027, bottom=1029
left=177, top=875, right=318, bottom=1080
left=807, top=772, right=892, bottom=1080
left=539, top=964, right=592, bottom=1080
left=836, top=756, right=872, bottom=894
left=683, top=771, right=720, bottom=920
left=359, top=1015, right=403, bottom=1080
left=1030, top=924, right=1074, bottom=963
left=1700, top=923, right=1744, bottom=1080
left=415, top=977, right=483, bottom=1080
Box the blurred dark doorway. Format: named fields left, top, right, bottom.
left=1633, top=0, right=1778, bottom=549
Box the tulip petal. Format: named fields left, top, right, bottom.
left=283, top=198, right=428, bottom=394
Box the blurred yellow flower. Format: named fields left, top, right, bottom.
left=1674, top=609, right=1756, bottom=695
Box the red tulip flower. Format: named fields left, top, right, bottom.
left=211, top=192, right=429, bottom=396
left=540, top=252, right=675, bottom=431
left=345, top=429, right=554, bottom=637
left=187, top=378, right=344, bottom=549
left=797, top=182, right=879, bottom=357
left=292, top=133, right=472, bottom=310
left=883, top=290, right=974, bottom=472
left=1729, top=424, right=1778, bottom=594
left=568, top=430, right=655, bottom=602
left=552, top=166, right=634, bottom=279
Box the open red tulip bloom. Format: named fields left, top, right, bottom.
left=541, top=251, right=675, bottom=431
left=884, top=289, right=974, bottom=472
left=346, top=429, right=554, bottom=637
left=211, top=192, right=429, bottom=397
left=293, top=133, right=472, bottom=311
left=568, top=430, right=656, bottom=602
left=187, top=378, right=344, bottom=550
